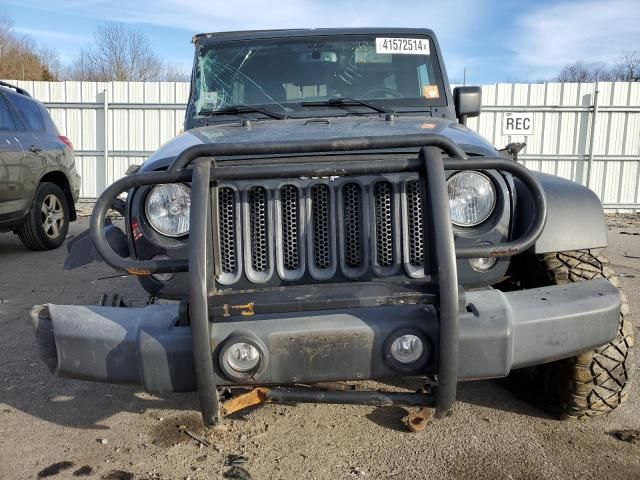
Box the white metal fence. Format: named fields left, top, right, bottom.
left=6, top=80, right=190, bottom=199
left=5, top=80, right=640, bottom=210
left=465, top=82, right=640, bottom=210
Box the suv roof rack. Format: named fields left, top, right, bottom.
left=0, top=81, right=31, bottom=97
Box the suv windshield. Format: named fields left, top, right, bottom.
left=193, top=34, right=446, bottom=117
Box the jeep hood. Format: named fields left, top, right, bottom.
left=141, top=115, right=497, bottom=172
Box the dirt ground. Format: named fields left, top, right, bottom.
left=1, top=215, right=640, bottom=480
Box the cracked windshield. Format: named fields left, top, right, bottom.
left=194, top=35, right=445, bottom=116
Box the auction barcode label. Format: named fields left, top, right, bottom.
left=375, top=38, right=430, bottom=55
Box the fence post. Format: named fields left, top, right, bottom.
left=98, top=87, right=109, bottom=195
left=585, top=83, right=599, bottom=189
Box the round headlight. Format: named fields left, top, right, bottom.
left=447, top=171, right=496, bottom=227
left=145, top=184, right=191, bottom=237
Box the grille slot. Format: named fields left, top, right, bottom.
left=248, top=186, right=269, bottom=273
left=406, top=179, right=425, bottom=271
left=373, top=181, right=394, bottom=268
left=280, top=185, right=300, bottom=271
left=340, top=182, right=368, bottom=277
left=311, top=184, right=331, bottom=269
left=218, top=187, right=237, bottom=274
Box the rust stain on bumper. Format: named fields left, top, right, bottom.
left=222, top=302, right=256, bottom=317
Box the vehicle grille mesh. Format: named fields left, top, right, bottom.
left=218, top=187, right=237, bottom=274
left=373, top=181, right=394, bottom=268
left=311, top=184, right=331, bottom=269
left=248, top=186, right=269, bottom=273
left=342, top=183, right=363, bottom=269
left=280, top=185, right=299, bottom=271
left=216, top=175, right=427, bottom=285
left=406, top=180, right=424, bottom=267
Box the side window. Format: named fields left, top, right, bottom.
left=10, top=94, right=45, bottom=132
left=0, top=95, right=16, bottom=131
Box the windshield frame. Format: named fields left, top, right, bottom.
left=189, top=31, right=450, bottom=119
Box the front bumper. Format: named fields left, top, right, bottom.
left=32, top=278, right=620, bottom=394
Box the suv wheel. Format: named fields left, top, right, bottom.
left=18, top=182, right=70, bottom=250
left=506, top=250, right=635, bottom=419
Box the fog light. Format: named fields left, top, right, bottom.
left=469, top=256, right=497, bottom=272
left=151, top=255, right=175, bottom=282
left=224, top=342, right=260, bottom=373
left=390, top=334, right=424, bottom=364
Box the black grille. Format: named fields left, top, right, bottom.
left=311, top=184, right=331, bottom=269
left=215, top=175, right=428, bottom=285
left=218, top=187, right=237, bottom=274
left=406, top=180, right=424, bottom=267
left=374, top=181, right=394, bottom=268
left=248, top=186, right=269, bottom=273
left=342, top=183, right=363, bottom=269
left=280, top=185, right=299, bottom=271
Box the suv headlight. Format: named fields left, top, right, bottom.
left=447, top=171, right=496, bottom=227
left=145, top=184, right=191, bottom=237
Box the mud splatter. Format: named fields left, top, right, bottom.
left=73, top=465, right=94, bottom=477
left=148, top=412, right=205, bottom=447
left=38, top=461, right=74, bottom=478
left=101, top=470, right=134, bottom=480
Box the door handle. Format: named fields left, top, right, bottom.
left=29, top=145, right=42, bottom=154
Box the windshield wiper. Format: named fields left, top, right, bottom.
left=301, top=97, right=393, bottom=114
left=200, top=104, right=287, bottom=120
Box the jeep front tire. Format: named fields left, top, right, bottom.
left=507, top=250, right=635, bottom=419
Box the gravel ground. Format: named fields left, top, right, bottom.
left=1, top=215, right=640, bottom=480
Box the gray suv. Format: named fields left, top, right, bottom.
left=0, top=81, right=80, bottom=250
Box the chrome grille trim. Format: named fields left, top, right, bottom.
left=338, top=181, right=369, bottom=279
left=242, top=186, right=275, bottom=283
left=371, top=180, right=401, bottom=276
left=275, top=182, right=306, bottom=281
left=217, top=186, right=243, bottom=285
left=306, top=181, right=337, bottom=280
left=401, top=177, right=426, bottom=278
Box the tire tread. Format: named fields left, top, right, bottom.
left=506, top=249, right=634, bottom=419
left=17, top=182, right=69, bottom=251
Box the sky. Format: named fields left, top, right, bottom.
left=2, top=0, right=640, bottom=84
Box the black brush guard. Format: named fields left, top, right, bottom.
left=90, top=133, right=547, bottom=426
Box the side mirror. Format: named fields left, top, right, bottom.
left=453, top=86, right=481, bottom=125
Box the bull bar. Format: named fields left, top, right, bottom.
left=89, top=133, right=547, bottom=426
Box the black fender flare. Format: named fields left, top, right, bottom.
left=513, top=172, right=607, bottom=254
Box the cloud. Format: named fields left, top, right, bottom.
left=14, top=0, right=491, bottom=80
left=13, top=26, right=89, bottom=43
left=511, top=0, right=640, bottom=79
left=17, top=0, right=488, bottom=44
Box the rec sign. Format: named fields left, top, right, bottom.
left=502, top=112, right=534, bottom=136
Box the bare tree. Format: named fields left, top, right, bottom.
left=67, top=23, right=187, bottom=81
left=555, top=61, right=611, bottom=82
left=0, top=13, right=60, bottom=80
left=162, top=62, right=190, bottom=82
left=554, top=51, right=640, bottom=83
left=612, top=51, right=640, bottom=81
